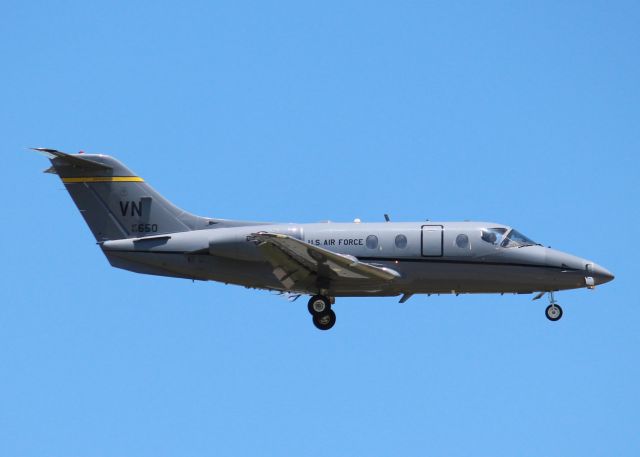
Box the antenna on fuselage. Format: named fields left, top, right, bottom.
left=384, top=214, right=390, bottom=222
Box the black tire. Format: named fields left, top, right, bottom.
left=312, top=310, right=336, bottom=331
left=545, top=304, right=563, bottom=321
left=307, top=295, right=331, bottom=315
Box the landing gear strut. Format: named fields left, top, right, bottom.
left=308, top=295, right=336, bottom=330
left=545, top=291, right=563, bottom=321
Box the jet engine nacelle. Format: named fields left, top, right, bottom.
left=207, top=230, right=262, bottom=262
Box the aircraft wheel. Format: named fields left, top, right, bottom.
left=545, top=304, right=563, bottom=321
left=308, top=295, right=331, bottom=315
left=312, top=310, right=336, bottom=331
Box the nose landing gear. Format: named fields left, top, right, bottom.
left=544, top=291, right=563, bottom=321
left=307, top=295, right=336, bottom=330
left=545, top=303, right=563, bottom=321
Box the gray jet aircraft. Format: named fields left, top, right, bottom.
left=36, top=148, right=614, bottom=330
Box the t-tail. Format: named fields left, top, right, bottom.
left=36, top=148, right=214, bottom=241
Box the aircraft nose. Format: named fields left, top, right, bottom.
left=590, top=263, right=615, bottom=285
left=545, top=248, right=614, bottom=287
left=545, top=248, right=586, bottom=270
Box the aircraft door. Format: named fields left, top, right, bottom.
left=421, top=225, right=443, bottom=257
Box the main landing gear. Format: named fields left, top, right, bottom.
left=308, top=295, right=336, bottom=331
left=545, top=291, right=563, bottom=321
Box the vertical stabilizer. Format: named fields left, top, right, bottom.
left=39, top=149, right=211, bottom=241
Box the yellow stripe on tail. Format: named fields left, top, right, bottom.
left=62, top=176, right=145, bottom=183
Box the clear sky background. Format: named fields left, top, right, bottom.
left=1, top=1, right=638, bottom=455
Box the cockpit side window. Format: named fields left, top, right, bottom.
left=480, top=228, right=507, bottom=245
left=501, top=229, right=538, bottom=248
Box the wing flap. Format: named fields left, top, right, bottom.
left=257, top=240, right=314, bottom=289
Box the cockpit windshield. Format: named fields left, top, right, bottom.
left=501, top=229, right=538, bottom=248
left=480, top=228, right=507, bottom=245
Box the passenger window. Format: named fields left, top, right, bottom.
left=456, top=234, right=469, bottom=248
left=395, top=234, right=407, bottom=249
left=366, top=235, right=379, bottom=249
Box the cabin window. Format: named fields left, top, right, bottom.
left=366, top=235, right=379, bottom=249
left=455, top=234, right=469, bottom=248
left=480, top=228, right=507, bottom=245
left=395, top=234, right=407, bottom=249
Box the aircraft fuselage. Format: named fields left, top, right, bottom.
left=102, top=221, right=613, bottom=296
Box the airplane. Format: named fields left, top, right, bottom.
left=35, top=148, right=615, bottom=330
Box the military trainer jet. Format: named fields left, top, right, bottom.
left=36, top=148, right=614, bottom=330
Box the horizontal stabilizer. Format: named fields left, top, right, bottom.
left=31, top=147, right=112, bottom=171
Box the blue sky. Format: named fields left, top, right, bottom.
left=1, top=1, right=638, bottom=455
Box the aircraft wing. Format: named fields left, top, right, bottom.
left=249, top=232, right=400, bottom=290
